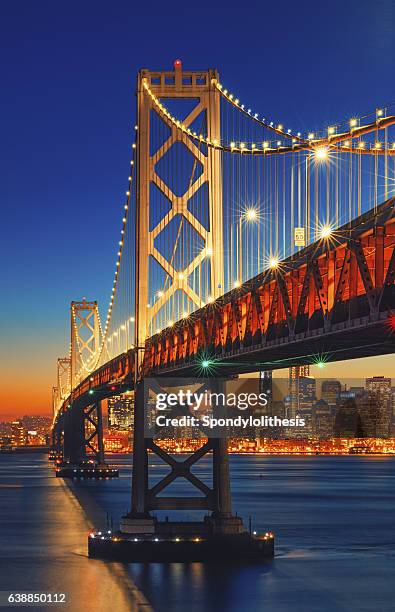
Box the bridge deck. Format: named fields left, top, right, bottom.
left=54, top=198, right=395, bottom=427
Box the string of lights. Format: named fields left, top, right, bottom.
left=68, top=131, right=138, bottom=386
left=143, top=79, right=395, bottom=156
left=215, top=80, right=395, bottom=144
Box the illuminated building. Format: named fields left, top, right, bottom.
left=288, top=366, right=316, bottom=437
left=22, top=415, right=51, bottom=435
left=313, top=399, right=333, bottom=438
left=154, top=437, right=395, bottom=456
left=108, top=394, right=134, bottom=431
left=289, top=366, right=314, bottom=413
left=11, top=420, right=28, bottom=446
left=259, top=370, right=273, bottom=396
left=268, top=400, right=286, bottom=439
left=289, top=365, right=311, bottom=410
left=365, top=377, right=392, bottom=438
left=334, top=394, right=363, bottom=437
left=321, top=380, right=341, bottom=414
left=104, top=434, right=130, bottom=453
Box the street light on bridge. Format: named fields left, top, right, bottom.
left=245, top=207, right=258, bottom=221
left=319, top=225, right=333, bottom=239
left=314, top=146, right=329, bottom=162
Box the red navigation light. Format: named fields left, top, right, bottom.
left=110, top=385, right=116, bottom=391
left=174, top=59, right=182, bottom=70
left=389, top=314, right=395, bottom=331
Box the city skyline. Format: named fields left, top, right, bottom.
left=1, top=355, right=394, bottom=420
left=2, top=373, right=394, bottom=448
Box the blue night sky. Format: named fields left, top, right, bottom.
left=1, top=0, right=394, bottom=416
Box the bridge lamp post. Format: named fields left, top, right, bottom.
left=313, top=146, right=329, bottom=162
left=245, top=208, right=258, bottom=221
left=194, top=354, right=219, bottom=381
left=319, top=225, right=333, bottom=239
left=197, top=355, right=216, bottom=373
left=318, top=224, right=335, bottom=243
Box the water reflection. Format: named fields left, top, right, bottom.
left=0, top=454, right=147, bottom=611
left=84, top=454, right=395, bottom=612
left=2, top=453, right=395, bottom=611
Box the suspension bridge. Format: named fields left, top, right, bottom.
left=51, top=61, right=395, bottom=560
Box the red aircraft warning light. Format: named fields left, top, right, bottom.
left=174, top=59, right=182, bottom=70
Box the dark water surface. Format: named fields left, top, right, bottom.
left=75, top=454, right=395, bottom=612
left=1, top=453, right=395, bottom=612
left=0, top=453, right=148, bottom=612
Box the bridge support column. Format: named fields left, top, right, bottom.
left=212, top=437, right=232, bottom=517
left=63, top=407, right=86, bottom=464
left=209, top=380, right=244, bottom=535
left=209, top=436, right=245, bottom=535
left=50, top=427, right=63, bottom=461
left=130, top=381, right=149, bottom=515
left=51, top=428, right=61, bottom=452
left=96, top=401, right=105, bottom=466
left=120, top=381, right=155, bottom=534
left=120, top=377, right=245, bottom=536
left=212, top=378, right=231, bottom=518
left=55, top=402, right=119, bottom=478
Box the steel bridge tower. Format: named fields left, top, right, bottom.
left=122, top=62, right=244, bottom=536
left=135, top=61, right=224, bottom=348
left=53, top=301, right=106, bottom=467
left=70, top=299, right=101, bottom=388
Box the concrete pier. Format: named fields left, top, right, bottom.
left=88, top=526, right=274, bottom=562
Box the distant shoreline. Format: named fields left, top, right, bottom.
left=3, top=447, right=395, bottom=457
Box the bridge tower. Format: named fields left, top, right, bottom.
left=62, top=300, right=106, bottom=466
left=134, top=60, right=224, bottom=350
left=57, top=357, right=71, bottom=402
left=70, top=299, right=101, bottom=387
left=121, top=63, right=243, bottom=538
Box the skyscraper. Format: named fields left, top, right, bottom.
left=289, top=366, right=311, bottom=414
left=11, top=420, right=27, bottom=446
left=288, top=366, right=315, bottom=437
left=334, top=395, right=363, bottom=438
left=321, top=380, right=341, bottom=415
left=365, top=377, right=392, bottom=438
left=313, top=399, right=333, bottom=438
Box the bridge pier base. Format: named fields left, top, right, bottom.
left=118, top=380, right=266, bottom=542
left=54, top=401, right=119, bottom=479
